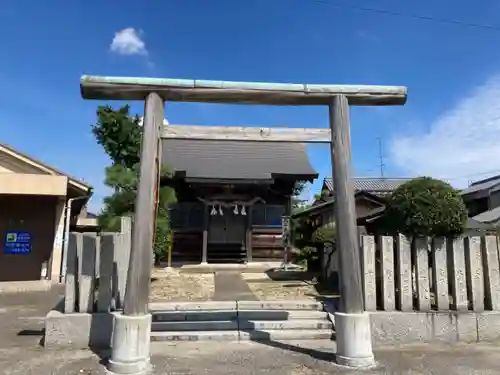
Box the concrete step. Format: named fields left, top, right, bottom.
left=152, top=310, right=237, bottom=322
left=149, top=301, right=237, bottom=311
left=152, top=309, right=329, bottom=322
left=239, top=319, right=332, bottom=330
left=149, top=301, right=324, bottom=312
left=152, top=320, right=238, bottom=331
left=237, top=301, right=324, bottom=311
left=152, top=318, right=332, bottom=332
left=151, top=330, right=240, bottom=342
left=240, top=329, right=334, bottom=341
left=150, top=329, right=334, bottom=342
left=237, top=310, right=329, bottom=321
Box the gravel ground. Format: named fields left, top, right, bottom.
left=242, top=272, right=339, bottom=301
left=246, top=280, right=320, bottom=300
left=149, top=268, right=215, bottom=302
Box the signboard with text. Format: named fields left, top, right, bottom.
left=281, top=215, right=290, bottom=248
left=281, top=216, right=290, bottom=236
left=4, top=231, right=32, bottom=254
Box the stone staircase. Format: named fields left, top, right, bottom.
left=206, top=243, right=246, bottom=264
left=149, top=300, right=334, bottom=342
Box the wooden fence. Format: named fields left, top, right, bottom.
left=64, top=217, right=132, bottom=313
left=361, top=234, right=500, bottom=312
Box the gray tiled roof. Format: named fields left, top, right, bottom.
left=324, top=177, right=410, bottom=194
left=161, top=139, right=317, bottom=180
left=460, top=175, right=500, bottom=195
left=467, top=217, right=494, bottom=229
left=472, top=206, right=500, bottom=224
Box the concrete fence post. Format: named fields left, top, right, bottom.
left=465, top=236, right=484, bottom=312
left=431, top=238, right=449, bottom=311
left=361, top=235, right=376, bottom=312
left=482, top=236, right=500, bottom=310
left=449, top=237, right=468, bottom=311
left=379, top=236, right=395, bottom=311
left=413, top=238, right=430, bottom=311
left=395, top=234, right=412, bottom=311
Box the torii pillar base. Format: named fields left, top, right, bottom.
left=334, top=312, right=375, bottom=368
left=107, top=313, right=152, bottom=375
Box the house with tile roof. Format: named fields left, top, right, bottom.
left=320, top=177, right=409, bottom=200
left=354, top=176, right=497, bottom=235
left=460, top=174, right=500, bottom=226
left=162, top=139, right=318, bottom=264
left=292, top=177, right=411, bottom=229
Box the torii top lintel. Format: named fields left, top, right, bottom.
left=80, top=75, right=407, bottom=106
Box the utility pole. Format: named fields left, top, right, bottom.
left=377, top=137, right=385, bottom=178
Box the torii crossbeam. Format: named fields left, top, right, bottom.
left=80, top=75, right=407, bottom=374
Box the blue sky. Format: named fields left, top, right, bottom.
left=2, top=0, right=500, bottom=212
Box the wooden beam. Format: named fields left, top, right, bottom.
left=329, top=94, right=364, bottom=314
left=123, top=92, right=164, bottom=316
left=80, top=75, right=407, bottom=106
left=161, top=125, right=331, bottom=143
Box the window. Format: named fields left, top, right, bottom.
left=466, top=197, right=489, bottom=217
left=169, top=203, right=204, bottom=229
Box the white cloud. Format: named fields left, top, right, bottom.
left=390, top=73, right=500, bottom=188
left=110, top=28, right=147, bottom=56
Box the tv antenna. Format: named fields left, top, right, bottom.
left=377, top=137, right=385, bottom=178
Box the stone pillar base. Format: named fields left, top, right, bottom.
left=334, top=312, right=375, bottom=368
left=107, top=313, right=152, bottom=375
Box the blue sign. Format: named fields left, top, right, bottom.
left=4, top=231, right=31, bottom=254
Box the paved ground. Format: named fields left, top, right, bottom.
left=0, top=284, right=64, bottom=350
left=2, top=285, right=500, bottom=374
left=213, top=272, right=258, bottom=301
left=3, top=339, right=500, bottom=374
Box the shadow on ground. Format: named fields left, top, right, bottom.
left=0, top=284, right=64, bottom=349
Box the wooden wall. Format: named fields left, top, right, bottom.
left=171, top=230, right=202, bottom=263
left=251, top=227, right=284, bottom=261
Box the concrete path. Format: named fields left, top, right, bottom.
left=1, top=286, right=499, bottom=374
left=2, top=340, right=500, bottom=374
left=213, top=272, right=258, bottom=301
left=0, top=284, right=64, bottom=349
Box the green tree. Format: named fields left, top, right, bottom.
left=91, top=105, right=177, bottom=263
left=292, top=181, right=308, bottom=210
left=384, top=176, right=467, bottom=238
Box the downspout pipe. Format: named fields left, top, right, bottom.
left=60, top=195, right=88, bottom=282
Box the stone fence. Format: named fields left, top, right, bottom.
left=45, top=230, right=500, bottom=348
left=361, top=235, right=500, bottom=313
left=63, top=216, right=132, bottom=314
left=359, top=234, right=500, bottom=344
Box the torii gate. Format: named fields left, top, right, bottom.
left=80, top=76, right=407, bottom=374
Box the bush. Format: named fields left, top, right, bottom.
left=311, top=225, right=336, bottom=245
left=385, top=177, right=467, bottom=238
left=294, top=245, right=318, bottom=263
left=154, top=207, right=171, bottom=263
left=291, top=225, right=336, bottom=274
